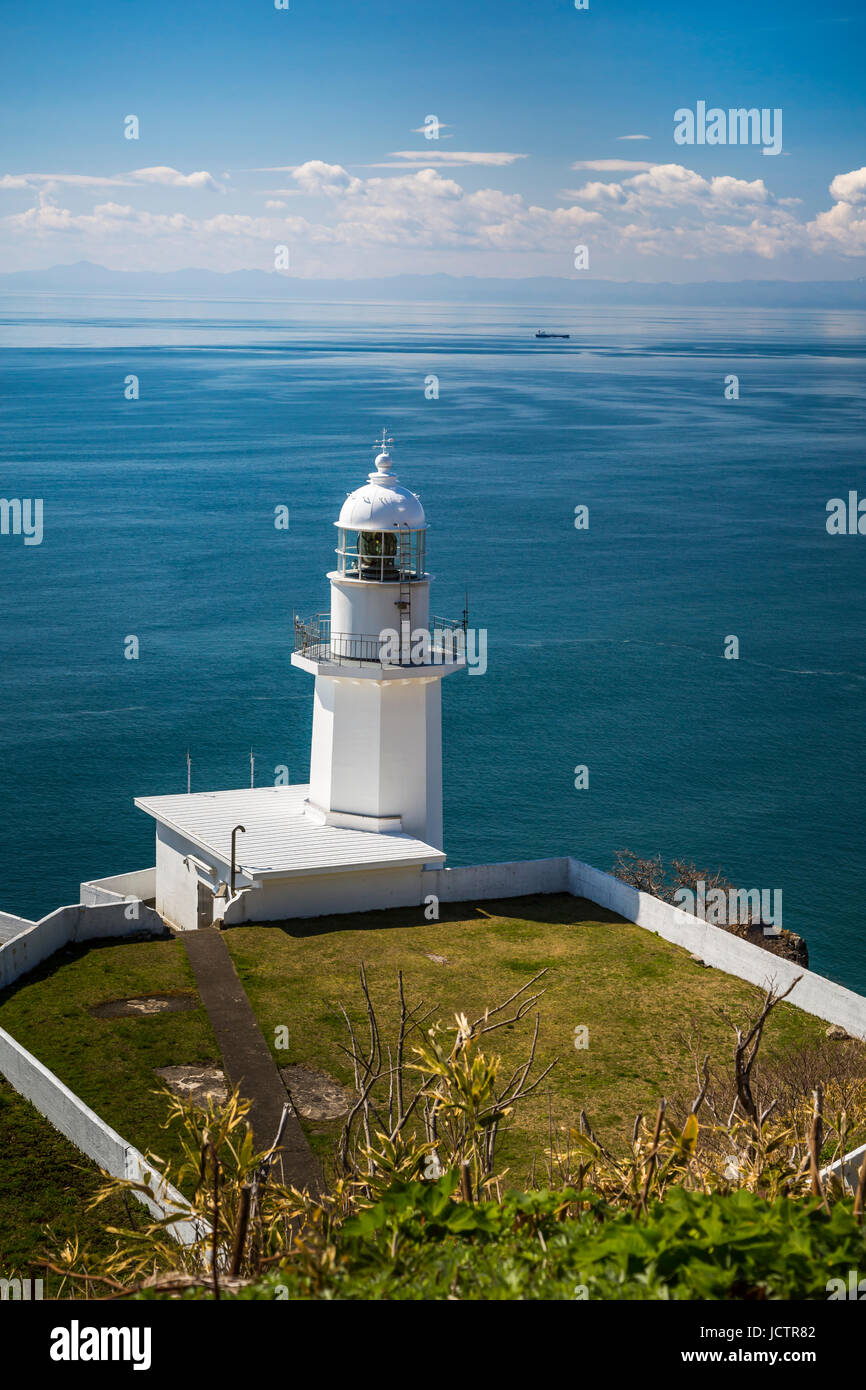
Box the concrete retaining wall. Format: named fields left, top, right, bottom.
left=425, top=858, right=571, bottom=902
left=0, top=900, right=166, bottom=992
left=0, top=910, right=34, bottom=945
left=80, top=867, right=156, bottom=907
left=0, top=1024, right=202, bottom=1244
left=824, top=1143, right=866, bottom=1194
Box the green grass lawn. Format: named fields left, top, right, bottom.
left=0, top=1078, right=138, bottom=1295
left=223, top=893, right=830, bottom=1184
left=0, top=937, right=219, bottom=1181
left=0, top=898, right=841, bottom=1264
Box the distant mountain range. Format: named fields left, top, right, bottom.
left=0, top=261, right=864, bottom=307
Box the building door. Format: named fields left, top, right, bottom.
left=196, top=879, right=213, bottom=930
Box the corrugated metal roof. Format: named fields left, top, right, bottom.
left=134, top=784, right=444, bottom=878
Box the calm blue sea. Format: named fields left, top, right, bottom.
left=0, top=295, right=864, bottom=990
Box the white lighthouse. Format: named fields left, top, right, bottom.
left=134, top=434, right=465, bottom=930
left=292, top=432, right=465, bottom=849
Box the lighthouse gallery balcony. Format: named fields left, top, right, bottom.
left=294, top=613, right=466, bottom=668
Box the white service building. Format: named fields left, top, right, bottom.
left=135, top=439, right=466, bottom=931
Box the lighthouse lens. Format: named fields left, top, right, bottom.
left=337, top=529, right=425, bottom=582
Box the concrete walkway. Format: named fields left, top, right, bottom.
left=180, top=928, right=323, bottom=1195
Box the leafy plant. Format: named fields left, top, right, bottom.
left=46, top=974, right=866, bottom=1301
left=48, top=1086, right=296, bottom=1298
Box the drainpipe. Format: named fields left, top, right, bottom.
left=230, top=825, right=246, bottom=896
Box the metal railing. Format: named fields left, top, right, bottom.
left=293, top=613, right=467, bottom=667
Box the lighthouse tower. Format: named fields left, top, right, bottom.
left=291, top=434, right=465, bottom=850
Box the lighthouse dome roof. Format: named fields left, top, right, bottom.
left=336, top=447, right=426, bottom=532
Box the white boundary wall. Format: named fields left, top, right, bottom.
left=0, top=910, right=34, bottom=944
left=0, top=899, right=165, bottom=991
left=426, top=858, right=571, bottom=901
left=0, top=1024, right=202, bottom=1245
left=80, top=867, right=156, bottom=908
left=823, top=1143, right=866, bottom=1193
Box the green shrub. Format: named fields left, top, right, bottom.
left=148, top=1178, right=866, bottom=1301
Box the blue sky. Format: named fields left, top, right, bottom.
left=1, top=0, right=864, bottom=278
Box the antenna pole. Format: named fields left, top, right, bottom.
left=250, top=748, right=255, bottom=789
left=186, top=749, right=191, bottom=795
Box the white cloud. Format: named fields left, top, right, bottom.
left=4, top=173, right=128, bottom=189
left=254, top=150, right=525, bottom=173
left=617, top=214, right=803, bottom=260
left=828, top=167, right=866, bottom=205
left=558, top=162, right=806, bottom=260
left=3, top=158, right=866, bottom=272
left=284, top=163, right=599, bottom=252
left=571, top=159, right=656, bottom=172
left=807, top=168, right=866, bottom=255
left=409, top=122, right=454, bottom=135
left=705, top=175, right=770, bottom=206
left=617, top=134, right=651, bottom=141
left=566, top=163, right=769, bottom=211
left=560, top=182, right=626, bottom=204
left=630, top=165, right=768, bottom=208
left=365, top=162, right=496, bottom=170
left=2, top=191, right=227, bottom=244
left=808, top=200, right=866, bottom=253
left=291, top=160, right=363, bottom=196
left=0, top=167, right=223, bottom=192
left=130, top=167, right=223, bottom=191
left=1, top=163, right=600, bottom=267
left=384, top=150, right=527, bottom=166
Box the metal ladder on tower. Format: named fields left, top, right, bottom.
left=396, top=530, right=412, bottom=664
